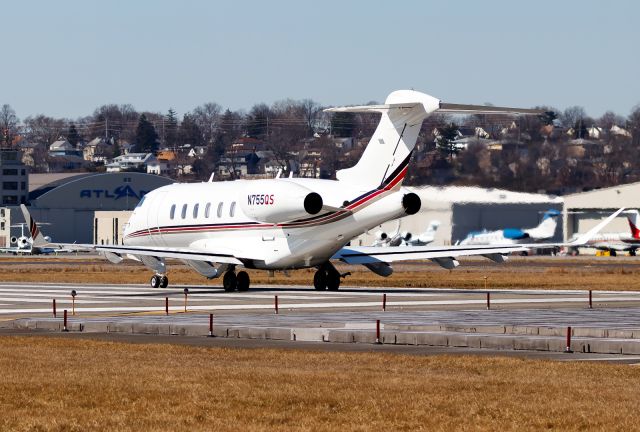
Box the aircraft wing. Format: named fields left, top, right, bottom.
left=333, top=244, right=528, bottom=264
left=47, top=243, right=245, bottom=265
left=335, top=208, right=625, bottom=265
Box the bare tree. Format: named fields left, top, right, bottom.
left=0, top=104, right=19, bottom=148
left=192, top=102, right=222, bottom=146
left=561, top=106, right=586, bottom=128
left=23, top=115, right=66, bottom=145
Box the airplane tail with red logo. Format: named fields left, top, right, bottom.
left=628, top=217, right=640, bottom=239
left=325, top=91, right=542, bottom=190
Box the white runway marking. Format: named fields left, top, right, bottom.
left=0, top=283, right=639, bottom=315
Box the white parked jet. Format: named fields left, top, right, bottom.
left=569, top=213, right=640, bottom=256
left=459, top=209, right=561, bottom=246
left=372, top=220, right=440, bottom=247
left=0, top=222, right=63, bottom=255
left=402, top=220, right=440, bottom=246
left=21, top=90, right=623, bottom=291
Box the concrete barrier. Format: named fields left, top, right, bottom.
left=7, top=317, right=640, bottom=356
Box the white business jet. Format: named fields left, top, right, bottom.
left=21, top=90, right=623, bottom=291
left=0, top=222, right=67, bottom=255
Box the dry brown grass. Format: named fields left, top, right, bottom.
left=0, top=336, right=638, bottom=431
left=1, top=256, right=640, bottom=290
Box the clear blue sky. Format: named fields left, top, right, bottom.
left=1, top=0, right=638, bottom=120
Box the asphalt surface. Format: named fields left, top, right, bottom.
left=2, top=281, right=640, bottom=363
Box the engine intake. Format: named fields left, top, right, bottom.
left=303, top=192, right=323, bottom=215
left=402, top=193, right=421, bottom=215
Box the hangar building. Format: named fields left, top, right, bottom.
left=563, top=182, right=640, bottom=242
left=22, top=172, right=174, bottom=243
left=356, top=186, right=564, bottom=246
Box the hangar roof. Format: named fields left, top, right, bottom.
left=29, top=172, right=174, bottom=210
left=564, top=182, right=640, bottom=209
left=409, top=186, right=563, bottom=205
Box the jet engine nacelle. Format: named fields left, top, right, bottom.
left=241, top=180, right=324, bottom=224
left=17, top=237, right=29, bottom=248
left=401, top=231, right=412, bottom=241
left=10, top=236, right=17, bottom=245
left=375, top=231, right=388, bottom=241
left=402, top=192, right=421, bottom=215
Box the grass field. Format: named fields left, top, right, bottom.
left=0, top=336, right=638, bottom=431
left=1, top=256, right=640, bottom=290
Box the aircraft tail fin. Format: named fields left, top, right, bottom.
left=524, top=209, right=560, bottom=240
left=20, top=204, right=48, bottom=247
left=327, top=90, right=440, bottom=190
left=326, top=91, right=543, bottom=190
left=628, top=217, right=640, bottom=239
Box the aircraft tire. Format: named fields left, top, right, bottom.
left=313, top=270, right=327, bottom=290
left=223, top=271, right=237, bottom=292
left=160, top=276, right=169, bottom=288
left=326, top=270, right=341, bottom=291
left=611, top=250, right=617, bottom=257
left=236, top=271, right=250, bottom=291
left=631, top=250, right=637, bottom=257
left=150, top=275, right=161, bottom=288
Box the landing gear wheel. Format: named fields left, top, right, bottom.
left=326, top=269, right=341, bottom=291
left=631, top=250, right=637, bottom=257
left=236, top=271, right=250, bottom=291
left=160, top=275, right=169, bottom=288
left=150, top=275, right=161, bottom=288
left=313, top=270, right=327, bottom=290
left=223, top=271, right=237, bottom=292
left=610, top=250, right=617, bottom=257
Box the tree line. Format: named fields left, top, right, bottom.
left=1, top=98, right=640, bottom=194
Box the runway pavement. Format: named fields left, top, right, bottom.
left=1, top=282, right=640, bottom=317
left=3, top=282, right=640, bottom=362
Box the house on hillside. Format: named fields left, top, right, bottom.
left=49, top=139, right=81, bottom=157
left=83, top=137, right=110, bottom=162
left=106, top=153, right=153, bottom=172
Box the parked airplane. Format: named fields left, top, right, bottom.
left=569, top=214, right=640, bottom=256
left=372, top=220, right=403, bottom=247
left=21, top=90, right=623, bottom=291
left=459, top=209, right=561, bottom=246
left=372, top=220, right=440, bottom=247
left=0, top=222, right=61, bottom=255
left=402, top=220, right=440, bottom=246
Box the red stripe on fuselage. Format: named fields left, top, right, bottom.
left=125, top=162, right=409, bottom=240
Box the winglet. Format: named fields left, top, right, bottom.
left=572, top=208, right=625, bottom=245
left=20, top=204, right=48, bottom=247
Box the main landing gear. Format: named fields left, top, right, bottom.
left=313, top=262, right=341, bottom=291
left=223, top=270, right=250, bottom=292
left=150, top=274, right=169, bottom=288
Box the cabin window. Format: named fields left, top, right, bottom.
left=181, top=204, right=187, bottom=219
left=170, top=204, right=176, bottom=219
left=217, top=202, right=223, bottom=218
left=205, top=202, right=211, bottom=218
left=193, top=203, right=199, bottom=218
left=229, top=201, right=236, bottom=217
